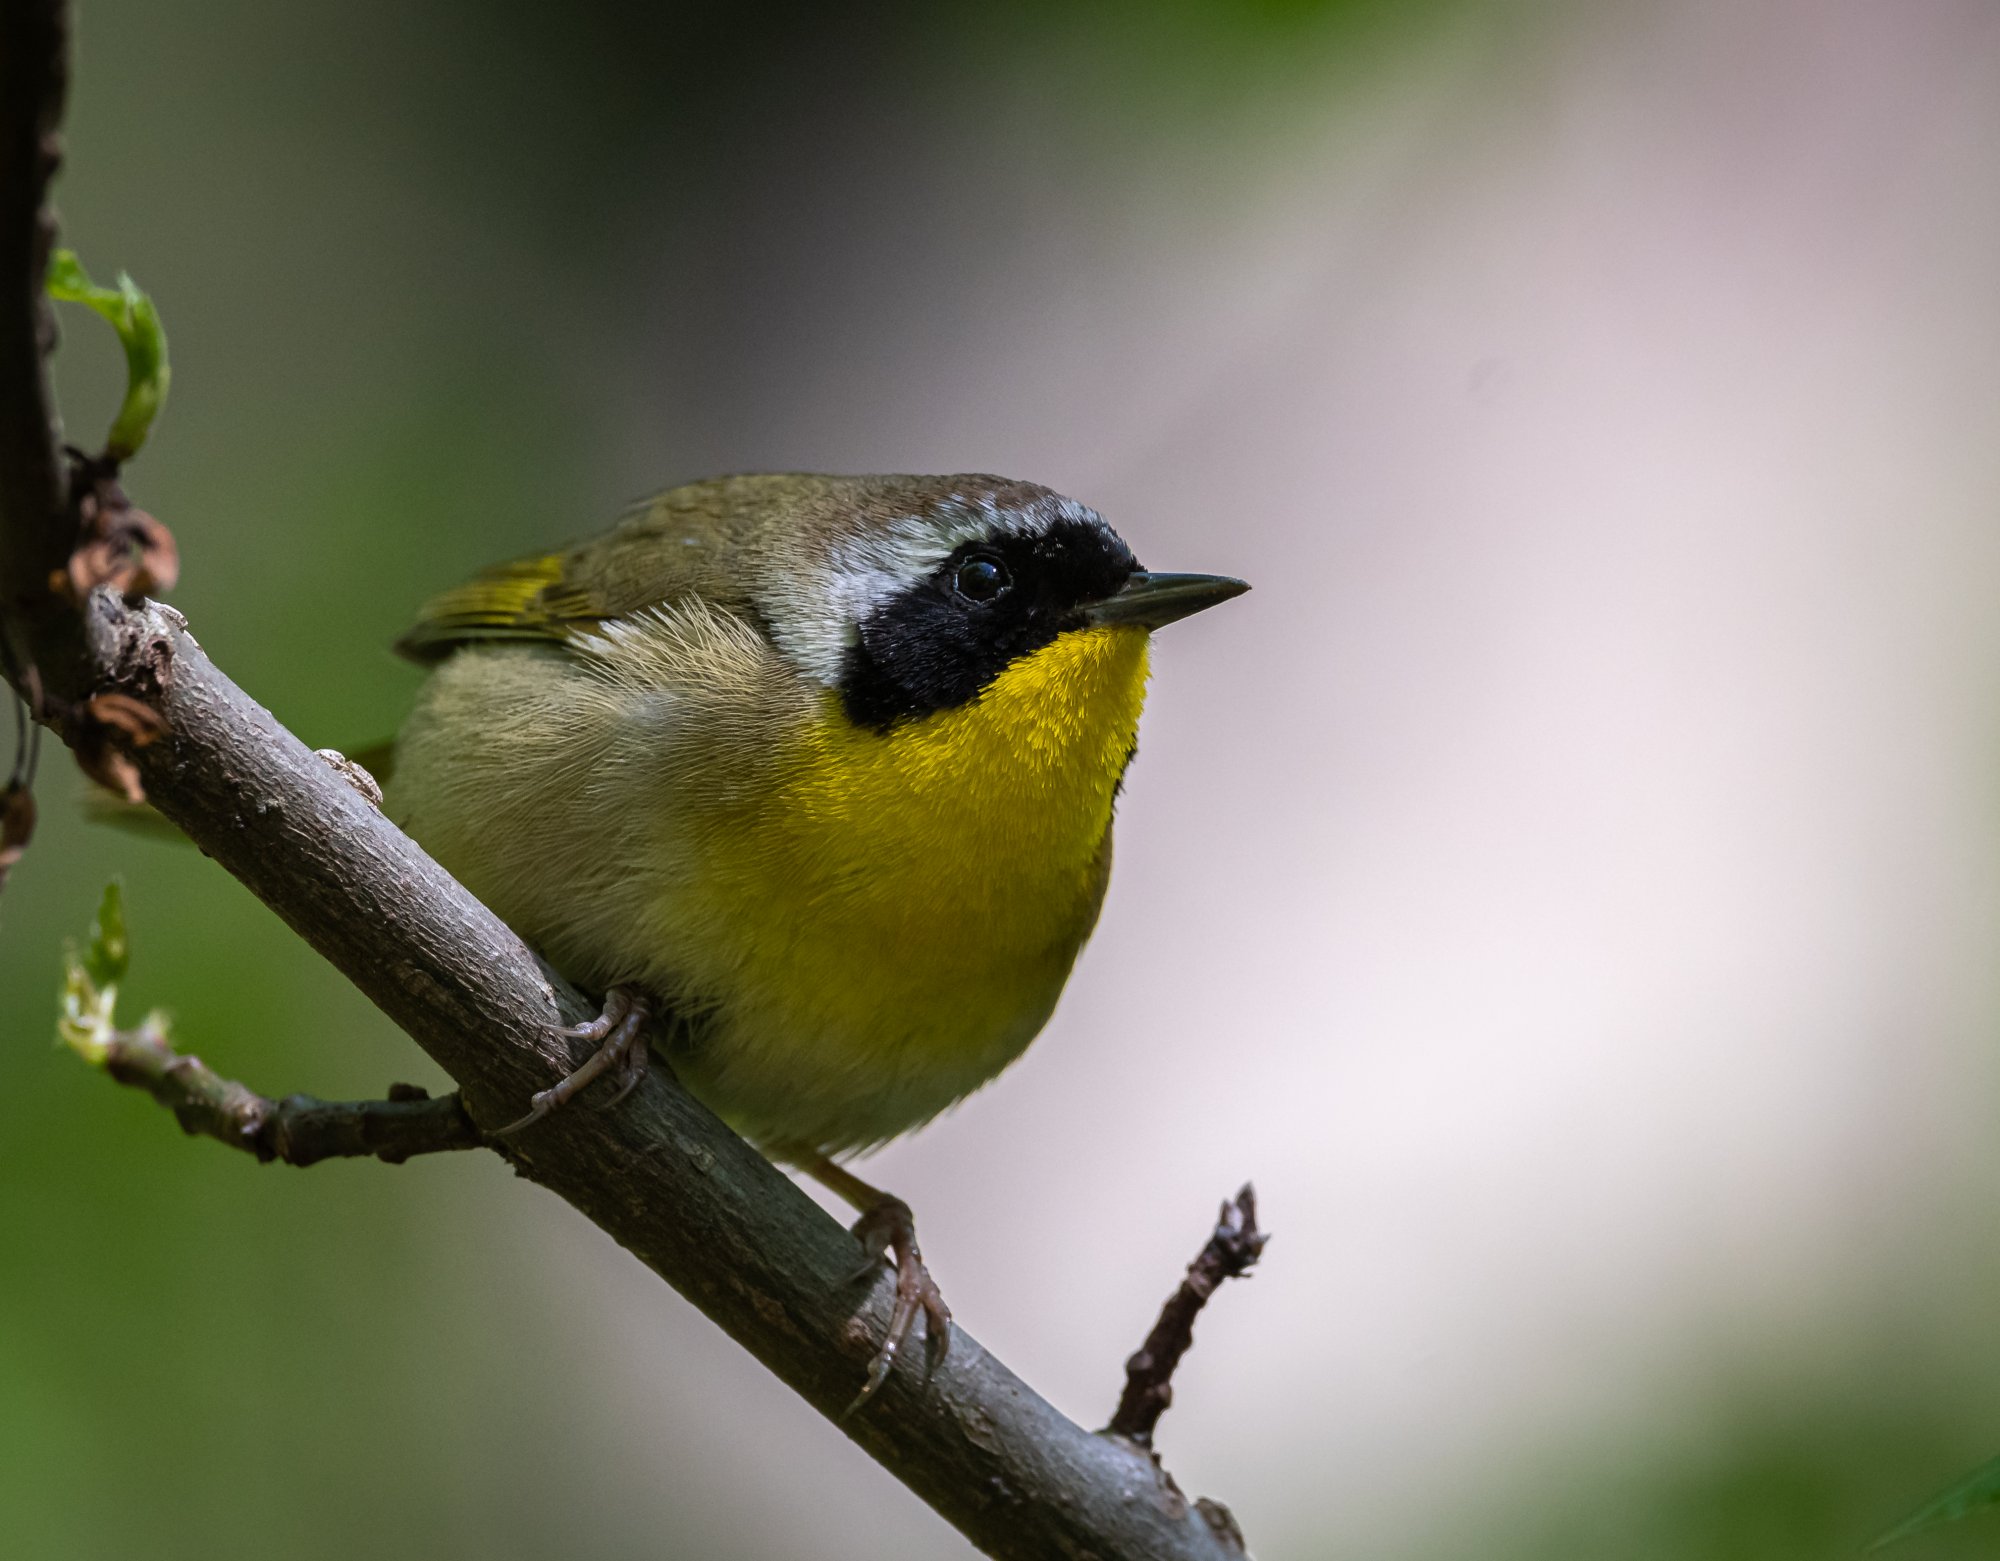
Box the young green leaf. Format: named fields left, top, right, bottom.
left=83, top=879, right=129, bottom=989
left=57, top=881, right=166, bottom=1067
left=45, top=248, right=171, bottom=461
left=59, top=886, right=119, bottom=1065
left=1874, top=1451, right=2000, bottom=1549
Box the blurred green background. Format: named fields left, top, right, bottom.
left=11, top=0, right=2000, bottom=1556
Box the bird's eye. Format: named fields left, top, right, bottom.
left=954, top=555, right=1010, bottom=602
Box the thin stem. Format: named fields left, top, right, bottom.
left=89, top=1014, right=483, bottom=1166
left=1107, top=1184, right=1269, bottom=1449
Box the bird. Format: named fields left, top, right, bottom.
left=382, top=471, right=1247, bottom=1408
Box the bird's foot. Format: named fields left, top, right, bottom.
left=493, top=984, right=653, bottom=1137
left=843, top=1193, right=953, bottom=1416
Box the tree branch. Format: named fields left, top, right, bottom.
left=65, top=593, right=1258, bottom=1559
left=79, top=1011, right=482, bottom=1165
left=1108, top=1184, right=1269, bottom=1449
left=0, top=4, right=1257, bottom=1558
left=0, top=0, right=65, bottom=608
left=0, top=0, right=65, bottom=884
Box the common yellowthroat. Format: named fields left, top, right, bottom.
left=385, top=472, right=1246, bottom=1404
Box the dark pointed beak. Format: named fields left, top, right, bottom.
left=1080, top=571, right=1250, bottom=630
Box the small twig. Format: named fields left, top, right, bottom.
left=0, top=770, right=31, bottom=889
left=0, top=637, right=40, bottom=893
left=1108, top=1184, right=1269, bottom=1450
left=84, top=1015, right=483, bottom=1166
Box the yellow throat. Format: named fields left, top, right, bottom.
left=781, top=623, right=1151, bottom=926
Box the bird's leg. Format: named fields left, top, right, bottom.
left=493, top=984, right=654, bottom=1137
left=804, top=1156, right=953, bottom=1415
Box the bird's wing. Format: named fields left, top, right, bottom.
left=393, top=480, right=776, bottom=665
left=394, top=552, right=603, bottom=663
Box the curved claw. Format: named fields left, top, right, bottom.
left=840, top=1194, right=953, bottom=1416
left=602, top=1039, right=650, bottom=1110
left=492, top=1087, right=561, bottom=1139
left=921, top=1284, right=953, bottom=1379
left=491, top=985, right=653, bottom=1137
